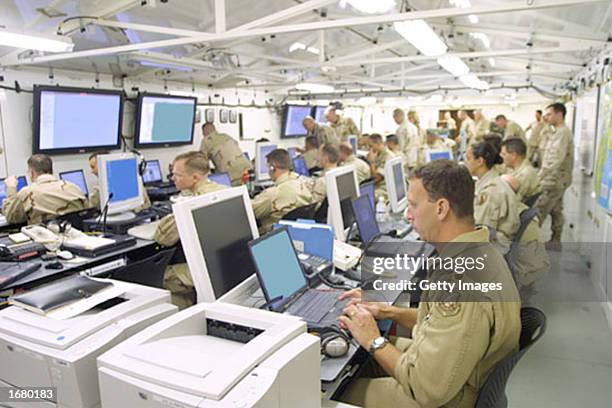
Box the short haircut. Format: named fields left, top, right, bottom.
left=369, top=133, right=383, bottom=144
left=393, top=108, right=404, bottom=116
left=409, top=160, right=474, bottom=220
left=255, top=137, right=270, bottom=143
left=266, top=149, right=291, bottom=170
left=202, top=122, right=216, bottom=131
left=546, top=102, right=566, bottom=118
left=339, top=143, right=353, bottom=156
left=303, top=115, right=315, bottom=123
left=495, top=114, right=507, bottom=121
left=173, top=151, right=210, bottom=174
left=321, top=143, right=339, bottom=164
left=27, top=154, right=53, bottom=175
left=471, top=142, right=503, bottom=169
left=88, top=150, right=110, bottom=161
left=305, top=135, right=319, bottom=148
left=501, top=138, right=527, bottom=157
left=536, top=109, right=542, bottom=115
left=386, top=134, right=399, bottom=145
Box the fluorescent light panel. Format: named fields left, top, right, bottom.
left=393, top=20, right=447, bottom=57
left=0, top=28, right=74, bottom=52
left=437, top=55, right=470, bottom=76
left=295, top=83, right=334, bottom=93
left=341, top=0, right=396, bottom=14
left=460, top=74, right=489, bottom=90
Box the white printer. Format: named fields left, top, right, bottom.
left=0, top=279, right=177, bottom=408
left=97, top=302, right=321, bottom=408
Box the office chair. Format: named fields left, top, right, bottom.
left=523, top=192, right=542, bottom=208
left=111, top=247, right=176, bottom=288
left=504, top=207, right=540, bottom=282
left=475, top=307, right=547, bottom=408
left=282, top=202, right=319, bottom=221
left=313, top=198, right=329, bottom=224
left=55, top=208, right=99, bottom=231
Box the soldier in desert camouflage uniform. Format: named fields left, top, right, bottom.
left=200, top=122, right=251, bottom=186
left=3, top=154, right=87, bottom=225
left=302, top=116, right=339, bottom=147
left=326, top=106, right=360, bottom=142
left=153, top=151, right=227, bottom=310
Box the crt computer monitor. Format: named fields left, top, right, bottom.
left=208, top=172, right=232, bottom=187
left=384, top=156, right=407, bottom=213
left=97, top=153, right=144, bottom=219
left=426, top=149, right=453, bottom=162
left=325, top=166, right=359, bottom=240
left=142, top=160, right=163, bottom=184
left=173, top=186, right=259, bottom=303
left=59, top=170, right=89, bottom=197
left=292, top=156, right=309, bottom=177
left=255, top=142, right=278, bottom=181
left=0, top=176, right=28, bottom=208
left=135, top=93, right=196, bottom=148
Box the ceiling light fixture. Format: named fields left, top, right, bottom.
left=468, top=14, right=479, bottom=24
left=289, top=42, right=306, bottom=53
left=393, top=20, right=447, bottom=57
left=437, top=55, right=470, bottom=76
left=469, top=32, right=491, bottom=49
left=488, top=57, right=496, bottom=67
left=0, top=27, right=73, bottom=53
left=295, top=83, right=335, bottom=93
left=460, top=74, right=490, bottom=90
left=339, top=0, right=396, bottom=14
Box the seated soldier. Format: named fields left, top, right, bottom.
left=251, top=149, right=314, bottom=233
left=302, top=135, right=321, bottom=170
left=153, top=151, right=228, bottom=310
left=367, top=133, right=396, bottom=199
left=500, top=138, right=539, bottom=202
left=311, top=144, right=340, bottom=203
left=339, top=143, right=371, bottom=183
left=3, top=154, right=87, bottom=225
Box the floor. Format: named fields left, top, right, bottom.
left=506, top=245, right=612, bottom=407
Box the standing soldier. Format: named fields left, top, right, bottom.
left=495, top=115, right=527, bottom=145
left=393, top=108, right=420, bottom=171
left=526, top=110, right=546, bottom=164
left=199, top=122, right=252, bottom=186
left=326, top=105, right=360, bottom=142
left=473, top=109, right=491, bottom=142
left=536, top=103, right=574, bottom=249
left=302, top=116, right=339, bottom=147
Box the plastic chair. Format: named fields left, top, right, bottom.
left=504, top=207, right=540, bottom=281
left=282, top=202, right=319, bottom=221
left=475, top=307, right=547, bottom=408
left=313, top=198, right=329, bottom=224
left=111, top=247, right=176, bottom=288
left=523, top=192, right=542, bottom=208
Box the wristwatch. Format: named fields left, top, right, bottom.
left=368, top=336, right=389, bottom=355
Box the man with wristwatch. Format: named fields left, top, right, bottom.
left=338, top=160, right=521, bottom=408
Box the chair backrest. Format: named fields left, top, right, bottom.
left=282, top=202, right=318, bottom=221
left=475, top=307, right=547, bottom=408
left=523, top=192, right=541, bottom=208
left=313, top=198, right=329, bottom=224
left=111, top=247, right=176, bottom=288
left=514, top=207, right=540, bottom=245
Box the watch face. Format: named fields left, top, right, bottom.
left=373, top=337, right=385, bottom=347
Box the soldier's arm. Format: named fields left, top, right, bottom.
left=154, top=214, right=180, bottom=247
left=2, top=188, right=28, bottom=224
left=539, top=133, right=568, bottom=187
left=251, top=189, right=273, bottom=219
left=394, top=302, right=491, bottom=407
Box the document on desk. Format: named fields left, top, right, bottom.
left=63, top=235, right=117, bottom=250
left=127, top=220, right=161, bottom=241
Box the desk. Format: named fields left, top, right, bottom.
left=4, top=238, right=157, bottom=292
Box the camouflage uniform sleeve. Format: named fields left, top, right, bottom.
left=2, top=187, right=28, bottom=224
left=348, top=118, right=360, bottom=136
left=88, top=186, right=101, bottom=209
left=154, top=213, right=180, bottom=247
left=474, top=187, right=505, bottom=234
left=311, top=177, right=326, bottom=203
left=394, top=302, right=492, bottom=407
left=251, top=188, right=274, bottom=219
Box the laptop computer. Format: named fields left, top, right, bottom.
left=59, top=170, right=89, bottom=197
left=248, top=227, right=348, bottom=327
left=359, top=180, right=376, bottom=211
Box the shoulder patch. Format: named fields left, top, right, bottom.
left=437, top=302, right=461, bottom=317
left=478, top=192, right=488, bottom=205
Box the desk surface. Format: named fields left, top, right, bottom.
left=6, top=238, right=157, bottom=290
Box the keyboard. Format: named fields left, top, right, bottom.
left=151, top=202, right=173, bottom=217
left=378, top=220, right=412, bottom=238
left=287, top=289, right=347, bottom=324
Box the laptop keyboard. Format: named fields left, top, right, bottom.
left=287, top=290, right=346, bottom=324
left=379, top=220, right=412, bottom=237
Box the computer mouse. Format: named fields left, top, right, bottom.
left=45, top=261, right=64, bottom=270
left=322, top=335, right=350, bottom=358
left=56, top=250, right=74, bottom=260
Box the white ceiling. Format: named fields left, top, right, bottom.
left=0, top=0, right=610, bottom=97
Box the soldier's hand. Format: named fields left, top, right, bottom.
left=338, top=304, right=381, bottom=350
left=367, top=149, right=377, bottom=162
left=4, top=176, right=17, bottom=188
left=338, top=287, right=363, bottom=302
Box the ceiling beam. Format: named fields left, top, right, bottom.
left=4, top=0, right=603, bottom=67
left=215, top=0, right=226, bottom=33
left=58, top=0, right=143, bottom=34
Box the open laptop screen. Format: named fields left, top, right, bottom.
left=352, top=195, right=380, bottom=244
left=249, top=227, right=307, bottom=308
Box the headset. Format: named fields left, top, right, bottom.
left=46, top=219, right=72, bottom=235
left=131, top=149, right=147, bottom=177
left=315, top=326, right=351, bottom=358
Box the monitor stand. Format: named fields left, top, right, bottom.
left=105, top=211, right=137, bottom=223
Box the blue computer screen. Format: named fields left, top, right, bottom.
left=349, top=137, right=357, bottom=154
left=59, top=170, right=88, bottom=197
left=250, top=229, right=307, bottom=303
left=359, top=181, right=376, bottom=210
left=37, top=89, right=121, bottom=151
left=287, top=147, right=298, bottom=159
left=429, top=151, right=452, bottom=161
left=393, top=162, right=406, bottom=202
left=209, top=172, right=232, bottom=187
left=283, top=105, right=312, bottom=138
left=314, top=106, right=327, bottom=123
left=143, top=160, right=162, bottom=184
left=258, top=144, right=277, bottom=177
left=293, top=157, right=309, bottom=176
left=105, top=158, right=140, bottom=202
left=0, top=176, right=28, bottom=208
left=352, top=195, right=380, bottom=244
